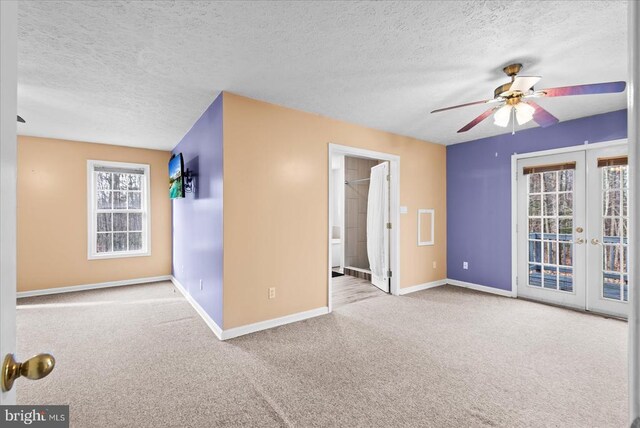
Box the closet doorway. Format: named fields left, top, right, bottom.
left=514, top=139, right=629, bottom=318
left=327, top=144, right=400, bottom=312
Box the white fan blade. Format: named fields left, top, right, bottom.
left=509, top=76, right=542, bottom=93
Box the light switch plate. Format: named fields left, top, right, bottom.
left=400, top=206, right=408, bottom=214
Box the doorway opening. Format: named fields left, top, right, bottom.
left=513, top=139, right=629, bottom=318
left=328, top=144, right=400, bottom=311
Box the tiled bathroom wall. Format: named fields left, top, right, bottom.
left=344, top=156, right=379, bottom=269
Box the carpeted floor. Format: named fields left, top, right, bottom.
left=17, top=281, right=627, bottom=427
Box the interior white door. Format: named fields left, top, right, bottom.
left=517, top=152, right=587, bottom=310
left=0, top=0, right=18, bottom=405
left=367, top=162, right=390, bottom=292
left=586, top=146, right=629, bottom=318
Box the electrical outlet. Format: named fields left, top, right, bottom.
left=463, top=262, right=469, bottom=270
left=432, top=261, right=437, bottom=269
left=268, top=287, right=276, bottom=299
left=199, top=279, right=203, bottom=290
left=181, top=265, right=184, bottom=273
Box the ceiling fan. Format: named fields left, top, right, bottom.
left=431, top=63, right=626, bottom=134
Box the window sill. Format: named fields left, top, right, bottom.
left=88, top=251, right=151, bottom=261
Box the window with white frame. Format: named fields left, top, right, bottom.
left=88, top=160, right=150, bottom=259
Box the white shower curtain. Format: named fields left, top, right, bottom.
left=367, top=162, right=390, bottom=292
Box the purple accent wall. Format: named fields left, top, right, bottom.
left=447, top=109, right=627, bottom=291
left=172, top=94, right=223, bottom=326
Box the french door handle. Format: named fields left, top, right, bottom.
left=574, top=238, right=585, bottom=244
left=1, top=353, right=55, bottom=392
left=591, top=238, right=602, bottom=246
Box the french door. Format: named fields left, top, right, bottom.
left=516, top=144, right=629, bottom=318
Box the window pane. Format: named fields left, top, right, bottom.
left=529, top=264, right=542, bottom=287
left=529, top=173, right=541, bottom=193
left=529, top=218, right=541, bottom=239
left=97, top=213, right=112, bottom=232
left=624, top=275, right=629, bottom=302
left=128, top=213, right=142, bottom=231
left=129, top=232, right=142, bottom=251
left=529, top=195, right=541, bottom=216
left=96, top=172, right=112, bottom=190
left=113, top=213, right=127, bottom=231
left=113, top=191, right=127, bottom=209
left=543, top=171, right=557, bottom=192
left=603, top=218, right=621, bottom=244
left=543, top=218, right=557, bottom=238
left=559, top=242, right=573, bottom=266
left=113, top=233, right=127, bottom=251
left=543, top=266, right=557, bottom=289
left=623, top=190, right=628, bottom=216
left=529, top=241, right=541, bottom=263
left=543, top=194, right=557, bottom=216
left=604, top=167, right=621, bottom=189
left=97, top=191, right=111, bottom=209
left=97, top=233, right=112, bottom=253
left=544, top=241, right=557, bottom=264
left=559, top=267, right=573, bottom=291
left=113, top=173, right=129, bottom=190
left=128, top=192, right=141, bottom=210
left=603, top=191, right=621, bottom=216
left=603, top=245, right=621, bottom=272
left=558, top=218, right=572, bottom=236
left=128, top=174, right=141, bottom=190
left=603, top=273, right=621, bottom=300
left=558, top=193, right=572, bottom=216
left=558, top=170, right=573, bottom=191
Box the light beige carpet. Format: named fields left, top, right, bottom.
left=17, top=282, right=626, bottom=427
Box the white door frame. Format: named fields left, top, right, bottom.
left=511, top=139, right=628, bottom=299
left=0, top=0, right=18, bottom=405
left=328, top=143, right=400, bottom=312
left=628, top=1, right=640, bottom=423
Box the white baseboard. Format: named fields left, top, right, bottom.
left=170, top=276, right=328, bottom=341
left=446, top=278, right=515, bottom=298
left=17, top=275, right=172, bottom=298
left=170, top=276, right=223, bottom=340
left=398, top=279, right=447, bottom=295
left=221, top=306, right=329, bottom=340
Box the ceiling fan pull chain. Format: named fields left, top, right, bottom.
left=512, top=108, right=515, bottom=135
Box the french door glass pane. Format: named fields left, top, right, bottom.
left=529, top=264, right=542, bottom=287
left=601, top=165, right=628, bottom=301
left=527, top=170, right=574, bottom=292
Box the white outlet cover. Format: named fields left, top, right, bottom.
left=400, top=206, right=408, bottom=214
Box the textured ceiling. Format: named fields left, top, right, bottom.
left=18, top=1, right=628, bottom=150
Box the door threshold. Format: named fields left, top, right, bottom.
left=518, top=296, right=627, bottom=321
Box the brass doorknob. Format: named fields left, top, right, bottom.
left=1, top=353, right=55, bottom=392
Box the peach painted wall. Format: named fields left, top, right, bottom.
left=17, top=136, right=172, bottom=292
left=222, top=92, right=446, bottom=328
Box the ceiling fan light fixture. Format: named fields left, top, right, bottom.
left=514, top=102, right=535, bottom=125
left=493, top=105, right=512, bottom=127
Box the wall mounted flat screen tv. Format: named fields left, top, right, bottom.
left=169, top=153, right=185, bottom=199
